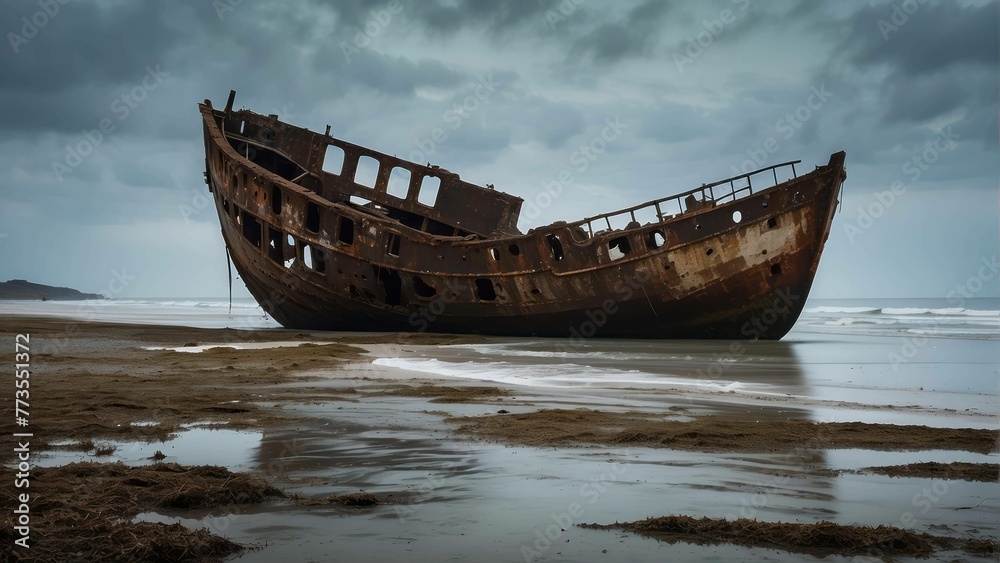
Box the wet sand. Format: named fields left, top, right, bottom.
left=448, top=409, right=998, bottom=453
left=2, top=315, right=998, bottom=561
left=861, top=462, right=999, bottom=483
left=580, top=516, right=997, bottom=559
left=0, top=317, right=488, bottom=448
left=3, top=462, right=281, bottom=561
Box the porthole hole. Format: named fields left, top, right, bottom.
left=647, top=230, right=665, bottom=250
left=413, top=275, right=437, bottom=298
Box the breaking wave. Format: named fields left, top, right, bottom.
left=799, top=302, right=1000, bottom=340
left=446, top=343, right=670, bottom=362
left=806, top=306, right=1000, bottom=317
left=372, top=357, right=761, bottom=392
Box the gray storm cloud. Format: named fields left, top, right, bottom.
left=0, top=0, right=995, bottom=299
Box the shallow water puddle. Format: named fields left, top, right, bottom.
left=37, top=427, right=263, bottom=469
left=825, top=448, right=999, bottom=470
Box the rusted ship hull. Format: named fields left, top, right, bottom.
left=199, top=92, right=845, bottom=339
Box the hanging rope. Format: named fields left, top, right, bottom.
left=226, top=246, right=233, bottom=314
left=640, top=283, right=658, bottom=317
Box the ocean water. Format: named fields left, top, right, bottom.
left=3, top=297, right=997, bottom=420
left=0, top=297, right=279, bottom=329
left=369, top=299, right=999, bottom=423
left=2, top=297, right=996, bottom=337
left=798, top=298, right=1000, bottom=340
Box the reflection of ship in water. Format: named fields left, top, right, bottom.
left=249, top=341, right=843, bottom=524
left=253, top=416, right=481, bottom=496
left=682, top=339, right=811, bottom=400
left=684, top=340, right=837, bottom=520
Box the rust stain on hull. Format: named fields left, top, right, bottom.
left=199, top=91, right=847, bottom=339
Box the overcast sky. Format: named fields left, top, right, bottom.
left=0, top=0, right=996, bottom=300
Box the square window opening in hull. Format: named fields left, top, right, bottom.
left=355, top=155, right=381, bottom=188
left=302, top=244, right=326, bottom=273
left=387, top=167, right=412, bottom=199
left=323, top=145, right=345, bottom=175
left=338, top=217, right=355, bottom=245
left=302, top=244, right=314, bottom=269
left=378, top=268, right=403, bottom=306
left=267, top=226, right=284, bottom=263
left=418, top=175, right=441, bottom=207
left=609, top=236, right=630, bottom=261
left=271, top=185, right=282, bottom=215
left=475, top=278, right=497, bottom=301
left=547, top=235, right=564, bottom=262
left=306, top=202, right=321, bottom=233
left=386, top=233, right=401, bottom=257
left=241, top=212, right=261, bottom=248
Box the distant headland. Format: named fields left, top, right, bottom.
left=0, top=279, right=106, bottom=300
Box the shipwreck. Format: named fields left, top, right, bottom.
left=199, top=91, right=846, bottom=339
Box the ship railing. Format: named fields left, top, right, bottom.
left=568, top=160, right=801, bottom=238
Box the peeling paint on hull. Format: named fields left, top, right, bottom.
left=200, top=91, right=846, bottom=339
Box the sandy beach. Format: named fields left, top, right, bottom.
left=1, top=306, right=997, bottom=562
